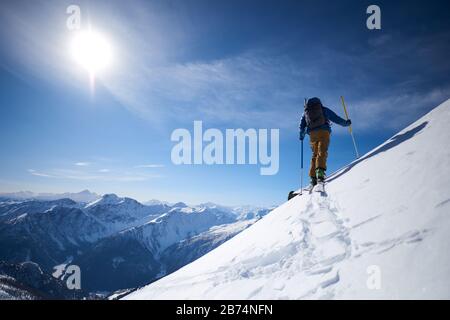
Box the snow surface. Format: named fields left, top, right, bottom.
left=124, top=99, right=450, bottom=300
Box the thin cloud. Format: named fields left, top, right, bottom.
left=135, top=164, right=165, bottom=168
left=103, top=52, right=311, bottom=129
left=27, top=168, right=160, bottom=182
left=27, top=169, right=56, bottom=178
left=75, top=162, right=91, bottom=167
left=103, top=35, right=450, bottom=133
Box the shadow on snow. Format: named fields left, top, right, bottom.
left=327, top=121, right=428, bottom=183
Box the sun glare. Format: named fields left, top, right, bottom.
left=71, top=30, right=112, bottom=76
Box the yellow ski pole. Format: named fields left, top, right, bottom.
left=340, top=96, right=359, bottom=159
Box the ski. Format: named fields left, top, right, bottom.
left=288, top=185, right=314, bottom=200
left=288, top=191, right=297, bottom=200
left=288, top=181, right=326, bottom=199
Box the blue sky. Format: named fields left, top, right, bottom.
left=0, top=0, right=449, bottom=206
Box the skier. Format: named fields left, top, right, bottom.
left=299, top=97, right=352, bottom=188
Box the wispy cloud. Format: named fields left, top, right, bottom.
left=75, top=162, right=90, bottom=167
left=134, top=164, right=165, bottom=168
left=27, top=168, right=160, bottom=182
left=27, top=169, right=56, bottom=178
left=103, top=51, right=315, bottom=129
left=102, top=27, right=450, bottom=132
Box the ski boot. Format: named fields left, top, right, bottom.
left=314, top=168, right=326, bottom=193
left=315, top=168, right=326, bottom=182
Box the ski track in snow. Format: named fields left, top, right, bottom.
left=353, top=228, right=429, bottom=257
left=127, top=191, right=355, bottom=299
left=293, top=192, right=351, bottom=298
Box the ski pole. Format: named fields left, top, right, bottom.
left=340, top=96, right=360, bottom=159
left=300, top=98, right=306, bottom=194
left=300, top=139, right=304, bottom=194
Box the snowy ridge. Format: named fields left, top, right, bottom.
left=125, top=99, right=450, bottom=300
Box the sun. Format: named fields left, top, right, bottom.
left=70, top=30, right=113, bottom=76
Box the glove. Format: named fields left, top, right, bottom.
left=299, top=131, right=306, bottom=141
left=345, top=119, right=352, bottom=126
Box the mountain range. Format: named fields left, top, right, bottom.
left=0, top=193, right=273, bottom=297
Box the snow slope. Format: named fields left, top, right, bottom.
left=125, top=99, right=450, bottom=300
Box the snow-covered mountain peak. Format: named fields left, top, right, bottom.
left=91, top=193, right=119, bottom=205
left=172, top=202, right=188, bottom=208
left=85, top=193, right=141, bottom=208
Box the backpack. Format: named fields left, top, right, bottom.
left=304, top=98, right=326, bottom=129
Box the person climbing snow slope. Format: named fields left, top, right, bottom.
left=299, top=97, right=352, bottom=187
